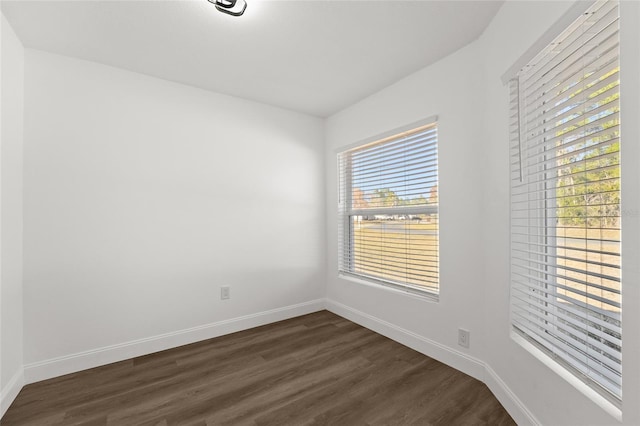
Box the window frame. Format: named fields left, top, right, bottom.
left=337, top=117, right=439, bottom=300
left=506, top=0, right=623, bottom=410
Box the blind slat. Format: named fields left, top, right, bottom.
left=511, top=288, right=622, bottom=349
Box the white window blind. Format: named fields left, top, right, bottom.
left=338, top=122, right=439, bottom=296
left=509, top=0, right=621, bottom=401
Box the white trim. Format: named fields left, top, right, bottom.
left=23, top=299, right=325, bottom=384
left=10, top=298, right=553, bottom=424
left=325, top=298, right=540, bottom=425
left=619, top=0, right=640, bottom=419
left=1, top=369, right=24, bottom=419
left=325, top=299, right=484, bottom=380
left=501, top=0, right=595, bottom=84
left=510, top=331, right=622, bottom=422
left=484, top=364, right=540, bottom=426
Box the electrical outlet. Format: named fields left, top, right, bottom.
left=221, top=286, right=230, bottom=300
left=458, top=328, right=470, bottom=348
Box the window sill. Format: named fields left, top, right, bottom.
left=338, top=272, right=439, bottom=303
left=510, top=330, right=622, bottom=422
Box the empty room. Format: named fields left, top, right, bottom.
left=1, top=0, right=639, bottom=424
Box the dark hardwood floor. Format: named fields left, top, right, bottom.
left=2, top=311, right=515, bottom=425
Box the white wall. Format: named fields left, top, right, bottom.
left=0, top=12, right=25, bottom=417
left=325, top=1, right=640, bottom=425
left=22, top=50, right=326, bottom=380
left=325, top=40, right=488, bottom=372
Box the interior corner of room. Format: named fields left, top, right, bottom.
left=1, top=0, right=639, bottom=424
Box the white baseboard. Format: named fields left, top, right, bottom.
left=325, top=299, right=486, bottom=381
left=325, top=298, right=539, bottom=425
left=484, top=364, right=540, bottom=426
left=24, top=299, right=325, bottom=384
left=18, top=297, right=537, bottom=425
left=1, top=369, right=25, bottom=419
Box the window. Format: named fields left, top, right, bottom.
left=338, top=121, right=439, bottom=297
left=509, top=0, right=621, bottom=402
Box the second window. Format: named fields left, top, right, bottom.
left=338, top=121, right=439, bottom=297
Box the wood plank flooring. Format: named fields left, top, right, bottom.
left=2, top=311, right=515, bottom=425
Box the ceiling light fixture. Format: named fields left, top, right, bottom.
left=209, top=0, right=247, bottom=17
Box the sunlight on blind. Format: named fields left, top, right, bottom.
left=339, top=123, right=439, bottom=295
left=510, top=0, right=621, bottom=401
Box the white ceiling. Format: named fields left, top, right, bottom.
left=1, top=0, right=503, bottom=117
